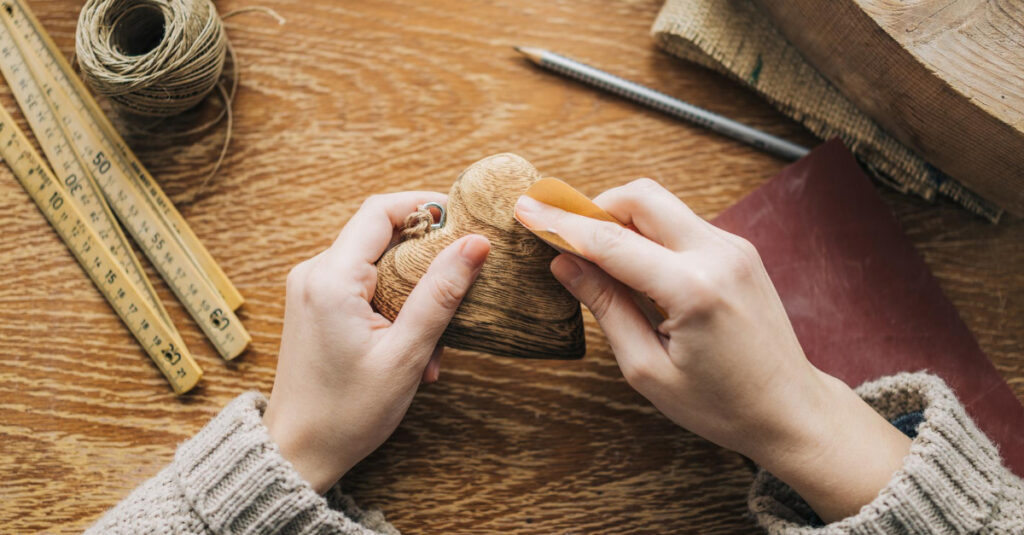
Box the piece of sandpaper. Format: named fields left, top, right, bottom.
left=711, top=139, right=1024, bottom=476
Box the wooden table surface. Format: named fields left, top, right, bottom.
left=1, top=1, right=1021, bottom=533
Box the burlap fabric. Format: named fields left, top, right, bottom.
left=652, top=0, right=1002, bottom=222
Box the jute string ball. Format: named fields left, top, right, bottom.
left=76, top=0, right=226, bottom=118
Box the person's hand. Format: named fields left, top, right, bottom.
left=263, top=192, right=491, bottom=493
left=515, top=179, right=910, bottom=522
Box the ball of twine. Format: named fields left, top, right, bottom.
left=75, top=0, right=227, bottom=118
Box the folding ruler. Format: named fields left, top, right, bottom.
left=0, top=0, right=250, bottom=393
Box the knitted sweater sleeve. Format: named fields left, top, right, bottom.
left=748, top=372, right=1024, bottom=534
left=85, top=392, right=400, bottom=535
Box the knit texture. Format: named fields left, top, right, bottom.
left=748, top=372, right=1024, bottom=533
left=86, top=374, right=1024, bottom=533
left=85, top=392, right=400, bottom=535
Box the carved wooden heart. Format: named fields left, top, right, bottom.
left=372, top=153, right=585, bottom=359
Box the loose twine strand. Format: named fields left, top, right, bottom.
left=401, top=206, right=438, bottom=240
left=75, top=0, right=284, bottom=203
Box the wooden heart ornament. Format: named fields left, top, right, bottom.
left=372, top=153, right=585, bottom=359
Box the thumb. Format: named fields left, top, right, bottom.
left=549, top=254, right=668, bottom=387
left=384, top=234, right=490, bottom=357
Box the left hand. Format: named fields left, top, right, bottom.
left=263, top=192, right=491, bottom=493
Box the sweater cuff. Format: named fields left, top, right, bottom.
left=172, top=392, right=397, bottom=534
left=748, top=372, right=1013, bottom=533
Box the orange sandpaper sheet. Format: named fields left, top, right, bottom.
left=519, top=177, right=622, bottom=256
left=712, top=139, right=1024, bottom=476
left=518, top=178, right=665, bottom=324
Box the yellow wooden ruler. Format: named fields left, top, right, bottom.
left=5, top=0, right=244, bottom=311
left=0, top=104, right=202, bottom=394
left=0, top=1, right=250, bottom=360
left=0, top=17, right=177, bottom=339
left=0, top=0, right=251, bottom=390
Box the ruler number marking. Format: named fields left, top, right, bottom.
left=92, top=150, right=110, bottom=174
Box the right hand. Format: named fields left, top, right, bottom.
left=514, top=179, right=910, bottom=522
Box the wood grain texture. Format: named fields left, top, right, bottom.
left=373, top=153, right=585, bottom=360
left=754, top=0, right=1024, bottom=215
left=0, top=0, right=1020, bottom=533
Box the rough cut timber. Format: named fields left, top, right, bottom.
left=755, top=0, right=1024, bottom=215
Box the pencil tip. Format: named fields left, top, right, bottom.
left=514, top=46, right=543, bottom=63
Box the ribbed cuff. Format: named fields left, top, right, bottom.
left=172, top=392, right=397, bottom=535
left=748, top=372, right=1014, bottom=534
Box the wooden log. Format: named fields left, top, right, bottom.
left=755, top=0, right=1024, bottom=215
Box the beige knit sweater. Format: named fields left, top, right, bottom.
left=86, top=372, right=1024, bottom=534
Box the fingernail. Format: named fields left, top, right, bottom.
left=515, top=196, right=553, bottom=226
left=516, top=195, right=543, bottom=214
left=459, top=235, right=491, bottom=266
left=550, top=254, right=582, bottom=286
